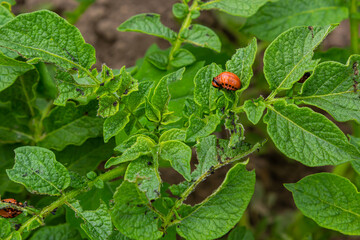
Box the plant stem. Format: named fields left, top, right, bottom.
left=350, top=0, right=359, bottom=54
left=162, top=142, right=263, bottom=228
left=15, top=165, right=127, bottom=236
left=350, top=0, right=360, bottom=137
left=168, top=0, right=199, bottom=66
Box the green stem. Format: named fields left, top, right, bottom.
left=350, top=0, right=359, bottom=54
left=19, top=76, right=35, bottom=117
left=168, top=0, right=199, bottom=66
left=350, top=0, right=360, bottom=137
left=161, top=142, right=262, bottom=228
left=16, top=165, right=127, bottom=235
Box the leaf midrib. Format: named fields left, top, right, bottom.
left=268, top=104, right=351, bottom=161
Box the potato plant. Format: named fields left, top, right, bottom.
left=0, top=0, right=360, bottom=239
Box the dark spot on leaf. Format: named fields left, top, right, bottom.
left=84, top=112, right=88, bottom=116
left=100, top=83, right=104, bottom=86
left=14, top=224, right=21, bottom=230
left=205, top=33, right=209, bottom=37
left=72, top=67, right=78, bottom=71
left=146, top=14, right=155, bottom=17
left=124, top=89, right=128, bottom=95
left=111, top=78, right=115, bottom=81
left=35, top=170, right=40, bottom=174
left=150, top=199, right=155, bottom=203
left=76, top=88, right=80, bottom=92
left=106, top=70, right=110, bottom=76
left=51, top=208, right=58, bottom=215
left=113, top=101, right=118, bottom=107
left=189, top=25, right=193, bottom=30
left=147, top=161, right=152, bottom=166
left=22, top=173, right=27, bottom=177
left=154, top=216, right=158, bottom=219
left=137, top=204, right=142, bottom=207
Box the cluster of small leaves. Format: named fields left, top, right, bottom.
left=0, top=0, right=360, bottom=239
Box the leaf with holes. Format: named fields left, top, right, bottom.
left=264, top=25, right=335, bottom=93
left=125, top=156, right=161, bottom=200
left=298, top=55, right=360, bottom=124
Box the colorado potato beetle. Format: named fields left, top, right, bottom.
left=212, top=72, right=241, bottom=91
left=0, top=198, right=23, bottom=218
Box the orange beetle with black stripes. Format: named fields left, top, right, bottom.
left=212, top=72, right=241, bottom=91
left=0, top=198, right=23, bottom=218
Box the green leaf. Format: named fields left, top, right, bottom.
left=243, top=0, right=348, bottom=41
left=6, top=146, right=71, bottom=195
left=29, top=224, right=81, bottom=240
left=1, top=0, right=15, bottom=6
left=54, top=71, right=97, bottom=106
left=125, top=155, right=161, bottom=200
left=226, top=38, right=257, bottom=92
left=228, top=226, right=254, bottom=240
left=160, top=140, right=192, bottom=181
left=0, top=69, right=38, bottom=118
left=118, top=66, right=138, bottom=97
left=117, top=13, right=176, bottom=41
left=172, top=3, right=188, bottom=19
left=105, top=136, right=155, bottom=168
left=145, top=97, right=161, bottom=122
left=55, top=138, right=115, bottom=175
left=0, top=108, right=33, bottom=144
left=194, top=63, right=222, bottom=112
left=170, top=49, right=196, bottom=68
left=151, top=68, right=185, bottom=113
left=38, top=101, right=104, bottom=151
left=159, top=128, right=186, bottom=142
left=181, top=24, right=221, bottom=52
left=103, top=110, right=130, bottom=143
left=0, top=51, right=33, bottom=93
left=314, top=47, right=351, bottom=64
left=243, top=97, right=266, bottom=124
left=285, top=173, right=360, bottom=235
left=96, top=74, right=122, bottom=97
left=350, top=135, right=360, bottom=175
left=191, top=135, right=218, bottom=180
left=264, top=25, right=335, bottom=92
left=297, top=55, right=360, bottom=123
left=200, top=0, right=269, bottom=17
left=264, top=100, right=360, bottom=166
left=146, top=51, right=168, bottom=70
left=177, top=163, right=255, bottom=240
left=0, top=218, right=11, bottom=239
left=123, top=81, right=153, bottom=113
left=0, top=10, right=96, bottom=77
left=111, top=181, right=163, bottom=240
left=185, top=114, right=221, bottom=142
left=97, top=95, right=119, bottom=118
left=69, top=200, right=112, bottom=240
